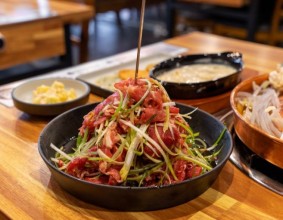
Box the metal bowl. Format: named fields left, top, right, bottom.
left=150, top=51, right=243, bottom=99
left=230, top=73, right=283, bottom=169
left=38, top=102, right=233, bottom=211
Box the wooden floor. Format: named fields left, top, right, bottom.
left=0, top=5, right=167, bottom=84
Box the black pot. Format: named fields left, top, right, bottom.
left=149, top=51, right=243, bottom=99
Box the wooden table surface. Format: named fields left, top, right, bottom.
left=177, top=0, right=249, bottom=8
left=0, top=32, right=282, bottom=220
left=0, top=0, right=94, bottom=70
left=0, top=0, right=93, bottom=26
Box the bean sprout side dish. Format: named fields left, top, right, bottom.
left=51, top=78, right=225, bottom=187
left=236, top=65, right=283, bottom=139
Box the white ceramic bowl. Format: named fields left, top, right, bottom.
left=12, top=77, right=90, bottom=116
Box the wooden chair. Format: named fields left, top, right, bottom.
left=172, top=3, right=215, bottom=36
left=166, top=0, right=251, bottom=38
left=167, top=0, right=282, bottom=45
left=61, top=0, right=165, bottom=63
left=213, top=0, right=283, bottom=46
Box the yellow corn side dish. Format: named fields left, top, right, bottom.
left=32, top=81, right=77, bottom=104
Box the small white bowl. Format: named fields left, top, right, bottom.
left=12, top=77, right=90, bottom=116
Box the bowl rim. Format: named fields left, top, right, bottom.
left=11, top=77, right=91, bottom=107
left=230, top=73, right=283, bottom=144
left=38, top=102, right=233, bottom=190
left=149, top=51, right=243, bottom=86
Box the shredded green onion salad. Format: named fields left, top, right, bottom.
left=51, top=78, right=226, bottom=187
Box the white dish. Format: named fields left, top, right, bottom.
left=12, top=77, right=90, bottom=116
left=77, top=53, right=172, bottom=97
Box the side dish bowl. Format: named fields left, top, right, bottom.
left=38, top=102, right=233, bottom=211
left=12, top=77, right=90, bottom=116
left=150, top=51, right=243, bottom=99
left=230, top=73, right=283, bottom=169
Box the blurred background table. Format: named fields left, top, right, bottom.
left=0, top=0, right=94, bottom=83
left=60, top=0, right=165, bottom=60
left=0, top=31, right=282, bottom=220
left=175, top=0, right=249, bottom=7
left=166, top=0, right=283, bottom=45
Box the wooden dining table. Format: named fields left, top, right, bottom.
left=175, top=0, right=249, bottom=8
left=0, top=32, right=282, bottom=219
left=0, top=0, right=94, bottom=77
left=166, top=0, right=262, bottom=41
